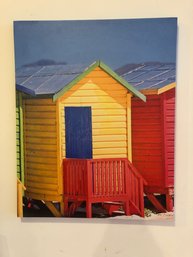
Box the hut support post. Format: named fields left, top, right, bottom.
left=146, top=193, right=166, bottom=213
left=166, top=188, right=174, bottom=211
left=166, top=195, right=173, bottom=211
left=44, top=201, right=62, bottom=217
left=60, top=201, right=65, bottom=216
left=17, top=178, right=26, bottom=217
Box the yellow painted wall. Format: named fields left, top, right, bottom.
left=22, top=68, right=132, bottom=201
left=23, top=98, right=62, bottom=201
left=59, top=67, right=131, bottom=159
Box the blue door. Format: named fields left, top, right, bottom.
left=65, top=107, right=92, bottom=159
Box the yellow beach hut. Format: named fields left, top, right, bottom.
left=16, top=60, right=146, bottom=217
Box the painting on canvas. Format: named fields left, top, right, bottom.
left=14, top=18, right=177, bottom=219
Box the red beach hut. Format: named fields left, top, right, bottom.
left=117, top=62, right=175, bottom=212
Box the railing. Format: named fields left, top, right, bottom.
left=89, top=159, right=129, bottom=198
left=63, top=158, right=146, bottom=217
left=127, top=161, right=147, bottom=217
left=63, top=159, right=87, bottom=198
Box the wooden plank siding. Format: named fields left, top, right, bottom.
left=23, top=98, right=62, bottom=201
left=163, top=88, right=175, bottom=187
left=59, top=67, right=130, bottom=159
left=131, top=95, right=165, bottom=187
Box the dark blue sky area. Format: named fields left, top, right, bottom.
left=14, top=18, right=177, bottom=69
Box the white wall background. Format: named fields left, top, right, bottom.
left=0, top=1, right=193, bottom=256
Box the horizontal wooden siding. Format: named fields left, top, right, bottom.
left=163, top=88, right=175, bottom=187
left=23, top=98, right=60, bottom=199
left=59, top=67, right=128, bottom=159
left=132, top=95, right=164, bottom=187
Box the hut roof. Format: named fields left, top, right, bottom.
left=16, top=61, right=146, bottom=101
left=116, top=62, right=176, bottom=92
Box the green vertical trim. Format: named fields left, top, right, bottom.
left=19, top=92, right=24, bottom=184
left=16, top=92, right=21, bottom=179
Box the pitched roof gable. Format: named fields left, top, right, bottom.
left=16, top=61, right=146, bottom=101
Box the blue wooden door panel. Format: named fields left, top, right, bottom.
left=65, top=107, right=92, bottom=159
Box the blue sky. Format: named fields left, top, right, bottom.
left=14, top=18, right=177, bottom=69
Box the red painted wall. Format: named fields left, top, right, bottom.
left=163, top=88, right=175, bottom=187
left=131, top=89, right=175, bottom=190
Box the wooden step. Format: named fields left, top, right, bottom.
left=102, top=202, right=123, bottom=215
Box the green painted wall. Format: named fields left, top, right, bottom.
left=16, top=92, right=24, bottom=183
